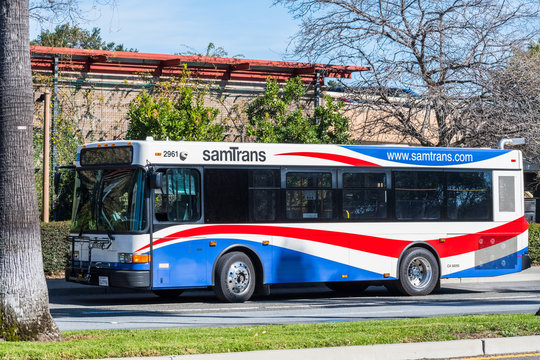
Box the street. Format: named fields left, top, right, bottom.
left=48, top=275, right=540, bottom=331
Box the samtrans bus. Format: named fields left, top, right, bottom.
left=66, top=139, right=531, bottom=302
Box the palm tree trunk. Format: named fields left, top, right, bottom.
left=0, top=0, right=61, bottom=341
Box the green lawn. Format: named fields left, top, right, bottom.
left=1, top=314, right=539, bottom=360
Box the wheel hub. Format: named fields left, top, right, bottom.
left=227, top=261, right=251, bottom=294
left=407, top=256, right=432, bottom=289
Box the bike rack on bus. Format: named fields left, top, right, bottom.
left=66, top=235, right=113, bottom=281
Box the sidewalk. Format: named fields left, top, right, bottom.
left=98, top=335, right=540, bottom=360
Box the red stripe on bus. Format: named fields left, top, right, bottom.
left=137, top=217, right=527, bottom=259
left=276, top=152, right=380, bottom=167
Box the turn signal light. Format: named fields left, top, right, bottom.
left=133, top=254, right=150, bottom=263
left=119, top=253, right=150, bottom=263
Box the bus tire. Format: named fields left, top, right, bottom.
left=397, top=247, right=439, bottom=296
left=152, top=289, right=184, bottom=298
left=214, top=252, right=256, bottom=303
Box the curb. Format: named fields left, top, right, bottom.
left=484, top=335, right=540, bottom=355
left=95, top=336, right=540, bottom=360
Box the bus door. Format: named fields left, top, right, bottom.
left=150, top=168, right=207, bottom=289
left=340, top=169, right=391, bottom=281
left=278, top=169, right=344, bottom=283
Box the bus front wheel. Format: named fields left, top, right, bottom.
left=397, top=248, right=439, bottom=296
left=214, top=252, right=256, bottom=303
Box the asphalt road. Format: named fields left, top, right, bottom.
left=48, top=276, right=540, bottom=331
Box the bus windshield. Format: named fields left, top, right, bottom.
left=71, top=168, right=146, bottom=233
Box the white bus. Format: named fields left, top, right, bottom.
left=66, top=139, right=531, bottom=302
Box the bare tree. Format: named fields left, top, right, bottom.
left=29, top=0, right=116, bottom=24
left=0, top=0, right=62, bottom=341
left=276, top=0, right=540, bottom=148
left=466, top=48, right=540, bottom=161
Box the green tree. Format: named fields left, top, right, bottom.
left=31, top=23, right=137, bottom=51
left=246, top=77, right=352, bottom=144
left=127, top=68, right=224, bottom=141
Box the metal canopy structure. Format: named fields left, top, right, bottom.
left=30, top=46, right=370, bottom=83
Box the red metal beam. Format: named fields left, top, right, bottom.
left=230, top=62, right=251, bottom=71
left=160, top=59, right=182, bottom=67
left=294, top=66, right=316, bottom=75
left=30, top=46, right=370, bottom=83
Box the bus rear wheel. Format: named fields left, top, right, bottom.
left=397, top=248, right=439, bottom=296
left=214, top=252, right=256, bottom=303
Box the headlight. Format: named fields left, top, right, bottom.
left=118, top=253, right=133, bottom=263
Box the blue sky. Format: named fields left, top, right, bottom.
left=29, top=0, right=301, bottom=61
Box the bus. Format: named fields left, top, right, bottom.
left=66, top=139, right=531, bottom=302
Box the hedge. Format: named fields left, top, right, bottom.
left=41, top=221, right=71, bottom=275
left=39, top=221, right=540, bottom=275
left=528, top=223, right=540, bottom=265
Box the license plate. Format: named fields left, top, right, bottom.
left=98, top=276, right=109, bottom=287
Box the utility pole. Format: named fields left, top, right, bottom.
left=42, top=90, right=51, bottom=222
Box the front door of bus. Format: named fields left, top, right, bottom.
left=151, top=167, right=207, bottom=289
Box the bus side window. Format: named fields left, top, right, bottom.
left=342, top=172, right=387, bottom=220
left=394, top=171, right=443, bottom=220
left=446, top=171, right=491, bottom=220
left=249, top=169, right=280, bottom=222
left=155, top=169, right=201, bottom=222
left=285, top=172, right=333, bottom=220
left=498, top=176, right=516, bottom=212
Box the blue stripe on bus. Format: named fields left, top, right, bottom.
left=270, top=246, right=387, bottom=283
left=342, top=146, right=510, bottom=166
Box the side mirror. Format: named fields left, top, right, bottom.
left=150, top=172, right=163, bottom=189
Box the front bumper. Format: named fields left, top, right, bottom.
left=66, top=266, right=150, bottom=289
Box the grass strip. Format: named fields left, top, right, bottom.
left=1, top=313, right=539, bottom=360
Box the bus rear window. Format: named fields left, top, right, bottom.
left=80, top=146, right=133, bottom=166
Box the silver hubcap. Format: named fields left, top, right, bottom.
left=226, top=261, right=251, bottom=294
left=407, top=256, right=432, bottom=289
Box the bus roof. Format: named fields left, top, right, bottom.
left=76, top=139, right=522, bottom=170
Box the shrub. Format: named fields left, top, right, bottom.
left=41, top=221, right=71, bottom=275
left=126, top=69, right=224, bottom=142
left=529, top=223, right=540, bottom=265
left=246, top=76, right=352, bottom=144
